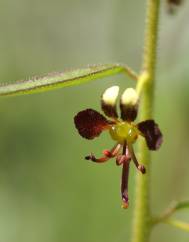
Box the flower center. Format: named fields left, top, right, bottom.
left=109, top=122, right=138, bottom=144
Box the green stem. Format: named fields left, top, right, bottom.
left=131, top=1, right=160, bottom=242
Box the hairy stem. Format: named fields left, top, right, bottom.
left=131, top=1, right=160, bottom=242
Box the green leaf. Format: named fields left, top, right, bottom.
left=165, top=219, right=189, bottom=232
left=0, top=64, right=137, bottom=97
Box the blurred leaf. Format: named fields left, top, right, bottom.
left=0, top=64, right=137, bottom=97
left=165, top=219, right=189, bottom=232
left=174, top=201, right=189, bottom=211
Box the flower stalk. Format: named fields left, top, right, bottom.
left=131, top=0, right=160, bottom=242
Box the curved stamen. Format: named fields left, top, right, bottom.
left=103, top=143, right=122, bottom=158
left=85, top=143, right=122, bottom=163
left=85, top=153, right=110, bottom=163
left=116, top=154, right=127, bottom=166
left=127, top=143, right=146, bottom=174
left=116, top=142, right=131, bottom=166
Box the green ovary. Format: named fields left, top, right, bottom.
left=109, top=122, right=138, bottom=144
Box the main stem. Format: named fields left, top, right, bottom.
left=131, top=1, right=160, bottom=242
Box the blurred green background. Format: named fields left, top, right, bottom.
left=0, top=0, right=188, bottom=241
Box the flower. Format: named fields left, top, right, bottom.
left=74, top=86, right=163, bottom=208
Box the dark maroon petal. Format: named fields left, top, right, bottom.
left=137, top=120, right=163, bottom=150
left=74, top=109, right=114, bottom=139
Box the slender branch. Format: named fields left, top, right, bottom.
left=0, top=64, right=138, bottom=97
left=164, top=219, right=189, bottom=232
left=152, top=202, right=178, bottom=224
left=152, top=200, right=189, bottom=225
left=131, top=1, right=160, bottom=242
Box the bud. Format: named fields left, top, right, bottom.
left=101, top=86, right=119, bottom=118
left=167, top=0, right=182, bottom=5
left=167, top=0, right=183, bottom=14
left=120, top=88, right=139, bottom=122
